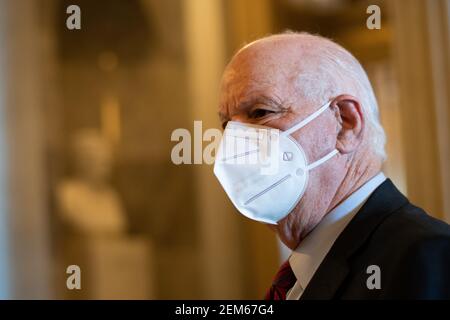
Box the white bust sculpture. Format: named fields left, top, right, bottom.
left=57, top=129, right=127, bottom=236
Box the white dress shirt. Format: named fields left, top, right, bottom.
left=286, top=172, right=386, bottom=300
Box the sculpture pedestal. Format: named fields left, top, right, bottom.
left=65, top=236, right=153, bottom=299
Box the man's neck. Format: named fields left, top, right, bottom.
left=328, top=153, right=382, bottom=215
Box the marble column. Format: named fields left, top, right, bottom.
left=0, top=0, right=53, bottom=298
left=183, top=0, right=244, bottom=299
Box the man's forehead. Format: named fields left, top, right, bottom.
left=221, top=68, right=295, bottom=114
left=238, top=34, right=317, bottom=62
left=225, top=41, right=301, bottom=77
left=219, top=72, right=286, bottom=114
left=219, top=34, right=331, bottom=118
left=220, top=36, right=315, bottom=95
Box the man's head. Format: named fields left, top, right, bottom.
left=218, top=32, right=386, bottom=249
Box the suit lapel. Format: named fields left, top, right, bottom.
left=300, top=179, right=409, bottom=299
left=299, top=256, right=349, bottom=299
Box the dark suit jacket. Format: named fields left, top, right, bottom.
left=300, top=179, right=450, bottom=299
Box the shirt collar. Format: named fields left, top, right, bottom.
left=288, top=172, right=386, bottom=290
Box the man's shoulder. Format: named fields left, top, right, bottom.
left=379, top=202, right=450, bottom=244
left=364, top=201, right=450, bottom=266
left=344, top=202, right=450, bottom=298
left=326, top=181, right=450, bottom=299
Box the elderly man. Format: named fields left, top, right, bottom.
left=213, top=32, right=450, bottom=299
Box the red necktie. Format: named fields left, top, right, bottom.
left=264, top=260, right=297, bottom=300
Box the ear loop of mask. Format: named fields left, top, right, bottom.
left=280, top=100, right=339, bottom=170
left=307, top=149, right=339, bottom=170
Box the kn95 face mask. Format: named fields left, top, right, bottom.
left=213, top=101, right=338, bottom=225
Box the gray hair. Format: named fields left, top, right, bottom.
left=275, top=31, right=387, bottom=161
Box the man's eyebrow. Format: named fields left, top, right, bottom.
left=217, top=94, right=287, bottom=127
left=237, top=95, right=285, bottom=110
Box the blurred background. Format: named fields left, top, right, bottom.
left=0, top=0, right=449, bottom=299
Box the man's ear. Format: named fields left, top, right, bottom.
left=331, top=95, right=365, bottom=154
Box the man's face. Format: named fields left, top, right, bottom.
left=218, top=38, right=342, bottom=248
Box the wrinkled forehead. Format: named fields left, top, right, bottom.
left=220, top=39, right=304, bottom=101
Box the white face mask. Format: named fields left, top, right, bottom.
left=213, top=101, right=338, bottom=225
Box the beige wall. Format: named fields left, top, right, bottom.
left=391, top=0, right=450, bottom=221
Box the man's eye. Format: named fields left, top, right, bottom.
left=249, top=108, right=275, bottom=119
